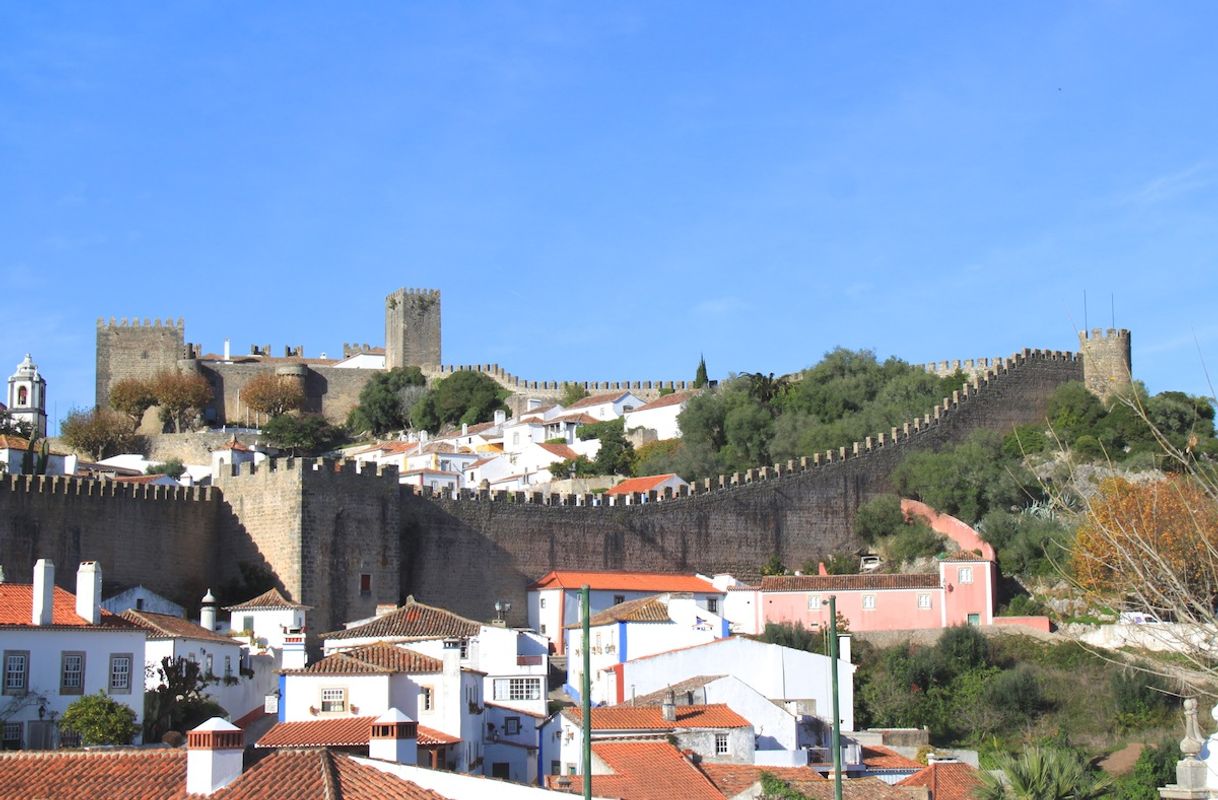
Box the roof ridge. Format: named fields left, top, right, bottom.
left=321, top=749, right=340, bottom=800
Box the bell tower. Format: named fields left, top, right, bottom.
left=6, top=354, right=47, bottom=438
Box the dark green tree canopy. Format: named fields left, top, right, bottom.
left=410, top=370, right=508, bottom=432
left=347, top=366, right=426, bottom=434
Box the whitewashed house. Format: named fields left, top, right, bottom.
left=0, top=436, right=77, bottom=477
left=223, top=588, right=310, bottom=652
left=623, top=390, right=695, bottom=440
left=562, top=392, right=645, bottom=422
left=101, top=585, right=185, bottom=618
left=0, top=560, right=146, bottom=749
left=604, top=473, right=689, bottom=502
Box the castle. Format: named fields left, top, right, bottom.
left=0, top=287, right=1133, bottom=636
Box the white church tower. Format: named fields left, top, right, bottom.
left=7, top=354, right=47, bottom=438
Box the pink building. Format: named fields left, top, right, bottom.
left=725, top=558, right=996, bottom=635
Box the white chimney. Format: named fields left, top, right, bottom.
left=223, top=338, right=231, bottom=361
left=200, top=588, right=217, bottom=631
left=494, top=409, right=506, bottom=426
left=187, top=718, right=245, bottom=795
left=461, top=422, right=469, bottom=436
left=661, top=689, right=677, bottom=722
left=837, top=633, right=851, bottom=664
left=369, top=708, right=418, bottom=765
left=32, top=558, right=54, bottom=626
left=75, top=561, right=102, bottom=625
left=281, top=630, right=308, bottom=671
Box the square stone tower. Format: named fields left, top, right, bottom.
left=95, top=317, right=187, bottom=408
left=1078, top=328, right=1132, bottom=402
left=384, top=288, right=441, bottom=369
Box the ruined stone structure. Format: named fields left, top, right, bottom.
left=4, top=341, right=1115, bottom=635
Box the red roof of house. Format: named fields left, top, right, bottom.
left=224, top=587, right=311, bottom=612
left=257, top=716, right=459, bottom=748
left=573, top=595, right=673, bottom=628
left=548, top=741, right=725, bottom=800
left=629, top=391, right=696, bottom=413
left=323, top=597, right=482, bottom=641
left=897, top=761, right=984, bottom=800
left=280, top=642, right=443, bottom=676
left=606, top=474, right=683, bottom=496
left=756, top=573, right=941, bottom=592
left=537, top=443, right=580, bottom=461
left=564, top=392, right=633, bottom=410
left=0, top=435, right=31, bottom=450
left=861, top=744, right=924, bottom=771
left=120, top=610, right=237, bottom=645
left=699, top=763, right=825, bottom=796
left=529, top=570, right=718, bottom=593
left=212, top=748, right=453, bottom=799
left=562, top=703, right=750, bottom=731
left=216, top=436, right=251, bottom=452
left=0, top=584, right=138, bottom=630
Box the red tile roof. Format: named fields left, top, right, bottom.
left=699, top=763, right=825, bottom=796
left=0, top=584, right=139, bottom=630
left=281, top=642, right=442, bottom=675
left=215, top=749, right=453, bottom=799
left=537, top=443, right=580, bottom=461
left=216, top=436, right=251, bottom=452
left=629, top=391, right=696, bottom=413
left=625, top=676, right=726, bottom=705
left=564, top=392, right=632, bottom=410
left=0, top=748, right=187, bottom=800
left=563, top=703, right=750, bottom=731
left=224, top=587, right=311, bottom=611
left=757, top=573, right=940, bottom=592
left=529, top=570, right=719, bottom=593
left=546, top=413, right=600, bottom=426
left=575, top=595, right=672, bottom=627
left=258, top=717, right=459, bottom=748
left=121, top=610, right=238, bottom=645
left=606, top=474, right=683, bottom=496
left=323, top=597, right=481, bottom=641
left=861, top=744, right=923, bottom=771
left=0, top=435, right=31, bottom=449
left=897, top=761, right=984, bottom=800
left=548, top=741, right=725, bottom=800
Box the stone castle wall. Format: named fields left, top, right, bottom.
left=1078, top=328, right=1133, bottom=401
left=95, top=318, right=187, bottom=408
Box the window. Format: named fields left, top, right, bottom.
left=707, top=598, right=718, bottom=614
left=807, top=594, right=822, bottom=610
left=959, top=566, right=974, bottom=584
left=459, top=639, right=469, bottom=659
left=512, top=432, right=520, bottom=446
left=109, top=654, right=132, bottom=694
left=551, top=760, right=562, bottom=775
left=359, top=574, right=372, bottom=596
left=613, top=595, right=625, bottom=606
left=494, top=677, right=542, bottom=701
left=539, top=597, right=546, bottom=609
left=224, top=655, right=233, bottom=679
left=60, top=652, right=85, bottom=695
left=862, top=595, right=876, bottom=611
left=917, top=593, right=932, bottom=610
left=715, top=733, right=729, bottom=755
left=135, top=598, right=145, bottom=611
left=3, top=651, right=29, bottom=696
left=420, top=686, right=434, bottom=711
left=17, top=387, right=27, bottom=406
left=241, top=615, right=255, bottom=633
left=205, top=654, right=214, bottom=677
left=2, top=721, right=21, bottom=750
left=540, top=624, right=547, bottom=635
left=321, top=688, right=347, bottom=713
left=505, top=717, right=522, bottom=736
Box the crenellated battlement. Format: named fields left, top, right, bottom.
left=214, top=456, right=400, bottom=482
left=1081, top=327, right=1130, bottom=342
left=922, top=349, right=1078, bottom=378
left=342, top=343, right=381, bottom=358
left=428, top=362, right=691, bottom=397
left=1, top=474, right=214, bottom=502
left=97, top=317, right=185, bottom=330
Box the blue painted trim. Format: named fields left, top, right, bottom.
left=618, top=621, right=627, bottom=663
left=564, top=683, right=580, bottom=703
left=536, top=723, right=544, bottom=786
left=277, top=674, right=287, bottom=722
left=720, top=617, right=729, bottom=639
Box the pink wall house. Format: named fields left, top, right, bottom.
left=726, top=559, right=996, bottom=635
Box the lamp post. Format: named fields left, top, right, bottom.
left=493, top=600, right=512, bottom=626
left=829, top=595, right=843, bottom=800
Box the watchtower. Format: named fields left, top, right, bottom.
left=1078, top=328, right=1132, bottom=402
left=95, top=318, right=186, bottom=408
left=384, top=288, right=441, bottom=369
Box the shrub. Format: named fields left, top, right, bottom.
left=886, top=521, right=944, bottom=563
left=986, top=665, right=1046, bottom=718
left=854, top=494, right=904, bottom=543
left=60, top=692, right=139, bottom=746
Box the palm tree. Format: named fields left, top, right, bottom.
left=973, top=747, right=1113, bottom=800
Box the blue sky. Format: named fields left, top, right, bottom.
left=3, top=2, right=1217, bottom=431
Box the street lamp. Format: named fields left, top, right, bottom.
left=493, top=600, right=512, bottom=626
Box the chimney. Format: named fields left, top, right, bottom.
left=223, top=338, right=231, bottom=361
left=818, top=562, right=828, bottom=576
left=837, top=634, right=851, bottom=664
left=32, top=558, right=54, bottom=626
left=494, top=409, right=506, bottom=426
left=661, top=689, right=676, bottom=722
left=75, top=561, right=102, bottom=625
left=461, top=422, right=469, bottom=436
left=200, top=588, right=217, bottom=631
left=369, top=708, right=418, bottom=765
left=186, top=718, right=244, bottom=796
left=281, top=630, right=308, bottom=671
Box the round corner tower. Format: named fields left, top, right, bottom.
left=385, top=288, right=441, bottom=369
left=1078, top=328, right=1132, bottom=401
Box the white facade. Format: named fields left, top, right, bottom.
left=140, top=634, right=275, bottom=723
left=225, top=594, right=308, bottom=652
left=623, top=393, right=692, bottom=440
left=502, top=420, right=550, bottom=454
left=484, top=701, right=546, bottom=784
left=565, top=392, right=645, bottom=422
left=0, top=445, right=76, bottom=477
left=333, top=352, right=387, bottom=369
left=101, top=586, right=185, bottom=618
left=5, top=354, right=47, bottom=438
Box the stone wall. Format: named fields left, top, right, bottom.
left=1078, top=328, right=1133, bottom=401
left=95, top=318, right=186, bottom=408
left=191, top=362, right=379, bottom=426
left=385, top=288, right=442, bottom=369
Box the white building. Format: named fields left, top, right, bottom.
left=564, top=593, right=729, bottom=702
left=562, top=391, right=645, bottom=422
left=623, top=390, right=695, bottom=440
left=0, top=436, right=77, bottom=476
left=527, top=569, right=725, bottom=654
left=223, top=588, right=310, bottom=652
left=6, top=354, right=47, bottom=439
left=604, top=473, right=689, bottom=502
left=0, top=559, right=146, bottom=749
left=101, top=585, right=185, bottom=618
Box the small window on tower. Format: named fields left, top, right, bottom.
left=16, top=387, right=27, bottom=406
left=359, top=574, right=372, bottom=596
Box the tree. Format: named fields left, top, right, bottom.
left=0, top=408, right=33, bottom=437
left=60, top=692, right=139, bottom=746
left=694, top=355, right=709, bottom=389
left=974, top=747, right=1113, bottom=800
left=264, top=413, right=343, bottom=456
left=60, top=407, right=135, bottom=460
left=146, top=458, right=185, bottom=478
left=108, top=377, right=157, bottom=430
left=151, top=370, right=213, bottom=433
left=559, top=382, right=589, bottom=407
left=347, top=366, right=426, bottom=435
left=854, top=494, right=905, bottom=543
left=590, top=418, right=635, bottom=476
left=410, top=370, right=508, bottom=432
left=240, top=372, right=305, bottom=418
left=143, top=656, right=228, bottom=742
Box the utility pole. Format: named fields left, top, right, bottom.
left=582, top=584, right=592, bottom=800
left=829, top=595, right=843, bottom=800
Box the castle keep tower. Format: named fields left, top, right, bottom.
left=96, top=318, right=187, bottom=408
left=1078, top=328, right=1132, bottom=402
left=384, top=288, right=441, bottom=369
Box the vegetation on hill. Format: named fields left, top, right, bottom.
left=347, top=366, right=427, bottom=434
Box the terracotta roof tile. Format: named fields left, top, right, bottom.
left=549, top=741, right=725, bottom=800
left=121, top=609, right=238, bottom=645
left=699, top=763, right=825, bottom=797
left=323, top=597, right=481, bottom=641
left=258, top=717, right=459, bottom=748
left=629, top=391, right=696, bottom=412
left=0, top=584, right=140, bottom=630
left=0, top=435, right=31, bottom=449
left=215, top=749, right=453, bottom=799
left=897, top=761, right=983, bottom=800
left=757, top=574, right=940, bottom=592
left=0, top=748, right=187, bottom=800
left=606, top=474, right=682, bottom=496
left=564, top=392, right=632, bottom=410
left=563, top=703, right=750, bottom=731
left=577, top=595, right=673, bottom=627
left=546, top=413, right=600, bottom=425
left=281, top=642, right=442, bottom=676
left=224, top=587, right=311, bottom=611
left=537, top=443, right=580, bottom=461
left=529, top=570, right=718, bottom=593
left=861, top=744, right=923, bottom=771
left=625, top=676, right=726, bottom=705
